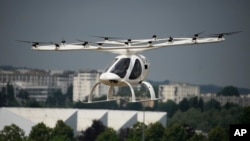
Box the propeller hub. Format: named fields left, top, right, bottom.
left=61, top=40, right=66, bottom=44
left=168, top=37, right=173, bottom=42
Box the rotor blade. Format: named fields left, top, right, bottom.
left=61, top=37, right=66, bottom=44
left=89, top=35, right=125, bottom=40
left=210, top=31, right=242, bottom=37
left=194, top=32, right=204, bottom=37
left=16, top=40, right=49, bottom=44
left=75, top=39, right=92, bottom=46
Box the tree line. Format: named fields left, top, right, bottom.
left=0, top=120, right=74, bottom=141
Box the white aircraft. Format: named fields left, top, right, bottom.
left=19, top=31, right=240, bottom=103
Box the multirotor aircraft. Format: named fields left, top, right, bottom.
left=19, top=31, right=240, bottom=103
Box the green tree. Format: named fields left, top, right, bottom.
left=204, top=99, right=221, bottom=111
left=189, top=97, right=199, bottom=109
left=189, top=133, right=207, bottom=141
left=17, top=89, right=29, bottom=104
left=127, top=122, right=147, bottom=141
left=29, top=122, right=52, bottom=141
left=145, top=122, right=165, bottom=141
left=7, top=83, right=15, bottom=101
left=208, top=127, right=228, bottom=141
left=25, top=99, right=43, bottom=107
left=198, top=98, right=204, bottom=111
left=0, top=87, right=7, bottom=106
left=156, top=100, right=178, bottom=117
left=162, top=123, right=189, bottom=141
left=1, top=83, right=19, bottom=106
left=96, top=128, right=119, bottom=141
left=217, top=86, right=240, bottom=96
left=169, top=108, right=207, bottom=131
left=78, top=120, right=106, bottom=141
left=179, top=98, right=190, bottom=112
left=51, top=120, right=74, bottom=141
left=239, top=106, right=250, bottom=124
left=118, top=128, right=130, bottom=141
left=0, top=124, right=26, bottom=141
left=47, top=90, right=65, bottom=107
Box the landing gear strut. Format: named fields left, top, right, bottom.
left=87, top=80, right=162, bottom=103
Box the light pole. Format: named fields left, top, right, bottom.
left=142, top=101, right=145, bottom=141
left=142, top=91, right=146, bottom=141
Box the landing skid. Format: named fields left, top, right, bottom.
left=129, top=97, right=164, bottom=103
left=86, top=80, right=162, bottom=103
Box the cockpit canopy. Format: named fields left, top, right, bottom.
left=105, top=56, right=143, bottom=80
left=110, top=58, right=130, bottom=78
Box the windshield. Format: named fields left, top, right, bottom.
left=111, top=58, right=130, bottom=78
left=104, top=58, right=118, bottom=72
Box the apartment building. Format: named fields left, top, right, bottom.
left=200, top=93, right=250, bottom=107
left=73, top=70, right=107, bottom=102
left=159, top=83, right=200, bottom=103
left=0, top=69, right=74, bottom=101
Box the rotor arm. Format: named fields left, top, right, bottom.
left=30, top=31, right=240, bottom=55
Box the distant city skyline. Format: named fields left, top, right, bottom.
left=1, top=0, right=249, bottom=89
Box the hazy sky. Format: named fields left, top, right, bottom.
left=0, top=0, right=249, bottom=89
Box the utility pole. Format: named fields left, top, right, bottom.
left=142, top=101, right=145, bottom=141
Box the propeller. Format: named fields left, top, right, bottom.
left=192, top=32, right=204, bottom=41
left=152, top=35, right=157, bottom=40
left=97, top=43, right=103, bottom=46
left=210, top=31, right=242, bottom=38
left=124, top=38, right=132, bottom=45
left=122, top=38, right=136, bottom=46
left=77, top=39, right=90, bottom=46
left=90, top=35, right=124, bottom=41
left=148, top=41, right=153, bottom=46
left=90, top=35, right=135, bottom=45
left=17, top=40, right=49, bottom=47
left=168, top=36, right=174, bottom=42
left=61, top=38, right=66, bottom=44
left=78, top=39, right=104, bottom=46
left=49, top=42, right=60, bottom=48
left=167, top=36, right=186, bottom=42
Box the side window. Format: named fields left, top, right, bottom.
left=129, top=59, right=142, bottom=79
left=111, top=58, right=130, bottom=78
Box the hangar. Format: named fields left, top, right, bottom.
left=0, top=107, right=166, bottom=136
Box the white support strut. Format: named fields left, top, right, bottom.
left=88, top=81, right=102, bottom=103
left=88, top=82, right=117, bottom=103
left=107, top=86, right=114, bottom=101
left=87, top=80, right=161, bottom=103
left=122, top=80, right=136, bottom=102
left=141, top=81, right=156, bottom=100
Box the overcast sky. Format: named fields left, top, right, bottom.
left=0, top=0, right=249, bottom=89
